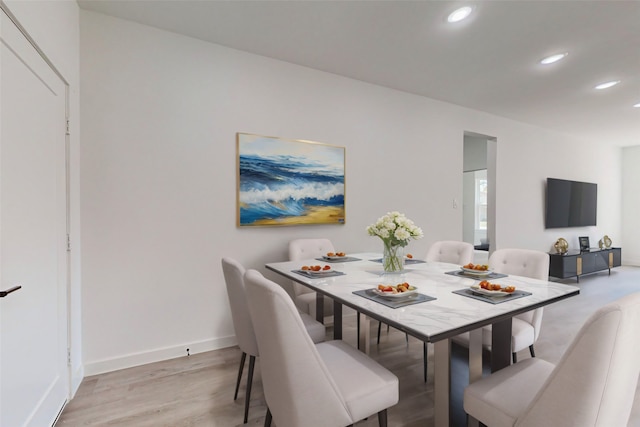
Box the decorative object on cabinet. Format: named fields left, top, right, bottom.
left=598, top=235, right=612, bottom=249
left=579, top=236, right=590, bottom=252
left=236, top=132, right=345, bottom=227
left=554, top=238, right=569, bottom=254
left=549, top=247, right=621, bottom=282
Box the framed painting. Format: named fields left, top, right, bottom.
left=237, top=133, right=345, bottom=226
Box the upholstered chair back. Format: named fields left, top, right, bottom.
left=489, top=248, right=549, bottom=340
left=425, top=240, right=474, bottom=265
left=243, top=269, right=352, bottom=427
left=288, top=238, right=335, bottom=297
left=221, top=257, right=258, bottom=357
left=517, top=292, right=640, bottom=427
left=489, top=248, right=549, bottom=280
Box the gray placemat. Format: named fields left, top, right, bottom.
left=452, top=288, right=532, bottom=305
left=315, top=256, right=361, bottom=263
left=353, top=289, right=436, bottom=308
left=292, top=269, right=346, bottom=279
left=369, top=258, right=426, bottom=265
left=445, top=270, right=508, bottom=280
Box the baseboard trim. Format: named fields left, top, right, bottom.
left=83, top=336, right=237, bottom=376
left=70, top=364, right=84, bottom=398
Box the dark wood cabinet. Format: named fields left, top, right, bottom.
left=549, top=247, right=621, bottom=282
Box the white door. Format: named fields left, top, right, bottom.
left=0, top=8, right=69, bottom=426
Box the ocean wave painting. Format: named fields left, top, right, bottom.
left=237, top=133, right=345, bottom=226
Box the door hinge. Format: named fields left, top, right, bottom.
left=67, top=349, right=71, bottom=366
left=66, top=119, right=70, bottom=136
left=67, top=234, right=71, bottom=252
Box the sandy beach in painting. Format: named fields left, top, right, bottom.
left=251, top=206, right=345, bottom=226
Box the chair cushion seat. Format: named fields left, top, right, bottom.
left=452, top=316, right=535, bottom=354
left=464, top=358, right=555, bottom=427
left=296, top=293, right=335, bottom=319
left=511, top=317, right=535, bottom=353
left=299, top=312, right=326, bottom=343
left=316, top=340, right=399, bottom=422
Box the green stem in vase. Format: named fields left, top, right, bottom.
left=382, top=240, right=404, bottom=272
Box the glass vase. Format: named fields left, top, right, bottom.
left=382, top=240, right=404, bottom=273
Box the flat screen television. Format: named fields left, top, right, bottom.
left=545, top=178, right=597, bottom=228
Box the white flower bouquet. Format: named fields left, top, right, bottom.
left=367, top=211, right=423, bottom=272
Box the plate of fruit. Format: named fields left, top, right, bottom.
left=461, top=263, right=492, bottom=276
left=322, top=252, right=347, bottom=260
left=470, top=280, right=516, bottom=297
left=300, top=265, right=333, bottom=276
left=373, top=282, right=417, bottom=298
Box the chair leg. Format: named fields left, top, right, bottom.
left=405, top=332, right=409, bottom=344
left=377, top=321, right=382, bottom=344
left=529, top=344, right=536, bottom=358
left=423, top=342, right=428, bottom=382
left=264, top=408, right=272, bottom=427
left=512, top=352, right=517, bottom=364
left=378, top=409, right=388, bottom=427
left=234, top=352, right=247, bottom=400
left=244, top=355, right=256, bottom=424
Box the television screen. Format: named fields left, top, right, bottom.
left=545, top=178, right=597, bottom=228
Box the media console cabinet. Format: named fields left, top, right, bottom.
left=549, top=247, right=621, bottom=282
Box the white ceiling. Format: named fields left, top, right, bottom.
left=78, top=0, right=640, bottom=147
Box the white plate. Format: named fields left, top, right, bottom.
left=322, top=255, right=347, bottom=261
left=460, top=267, right=492, bottom=276
left=469, top=285, right=510, bottom=297
left=372, top=288, right=418, bottom=298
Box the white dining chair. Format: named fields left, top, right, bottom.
left=453, top=248, right=549, bottom=364
left=288, top=238, right=336, bottom=321
left=244, top=269, right=399, bottom=427
left=464, top=292, right=640, bottom=427
left=425, top=240, right=475, bottom=265
left=221, top=257, right=325, bottom=424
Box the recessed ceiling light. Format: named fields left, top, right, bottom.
left=634, top=102, right=640, bottom=108
left=595, top=80, right=620, bottom=90
left=448, top=6, right=473, bottom=23
left=540, top=53, right=568, bottom=65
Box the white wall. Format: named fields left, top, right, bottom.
left=79, top=11, right=623, bottom=374
left=622, top=146, right=640, bottom=265
left=3, top=0, right=82, bottom=394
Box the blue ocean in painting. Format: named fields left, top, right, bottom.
left=239, top=154, right=344, bottom=225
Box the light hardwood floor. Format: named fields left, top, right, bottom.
left=57, top=266, right=640, bottom=426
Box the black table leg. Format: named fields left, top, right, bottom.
left=491, top=318, right=512, bottom=372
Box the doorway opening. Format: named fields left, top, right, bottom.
left=463, top=132, right=497, bottom=264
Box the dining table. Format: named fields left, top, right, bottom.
left=265, top=252, right=580, bottom=427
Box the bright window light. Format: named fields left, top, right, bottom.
left=634, top=102, right=640, bottom=108
left=540, top=53, right=568, bottom=65
left=448, top=6, right=473, bottom=23
left=595, top=81, right=620, bottom=90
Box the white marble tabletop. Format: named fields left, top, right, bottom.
left=266, top=252, right=580, bottom=343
